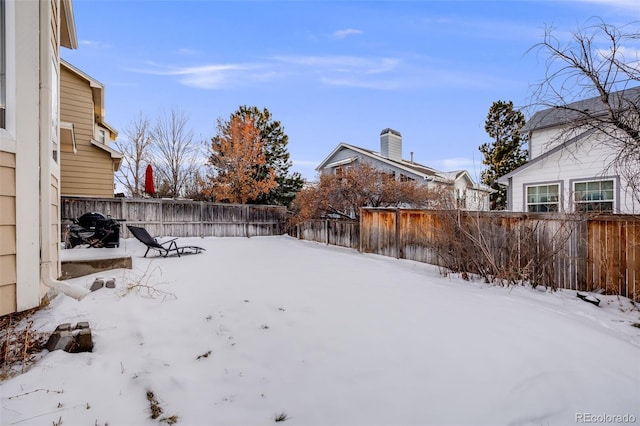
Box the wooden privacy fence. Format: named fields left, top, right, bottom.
left=293, top=208, right=640, bottom=301
left=61, top=196, right=287, bottom=239
left=291, top=219, right=359, bottom=249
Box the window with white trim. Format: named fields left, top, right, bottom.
left=574, top=180, right=614, bottom=212
left=0, top=0, right=6, bottom=129
left=526, top=184, right=559, bottom=212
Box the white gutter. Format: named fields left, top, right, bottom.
left=324, top=157, right=357, bottom=169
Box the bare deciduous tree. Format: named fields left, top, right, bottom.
left=530, top=19, right=640, bottom=201
left=291, top=162, right=442, bottom=223
left=114, top=112, right=153, bottom=197
left=151, top=107, right=201, bottom=198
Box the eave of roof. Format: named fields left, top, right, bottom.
left=61, top=60, right=104, bottom=89
left=100, top=121, right=119, bottom=139
left=60, top=0, right=78, bottom=49
left=61, top=60, right=118, bottom=136
left=496, top=128, right=595, bottom=185
left=523, top=86, right=640, bottom=133
left=90, top=139, right=123, bottom=171
left=316, top=143, right=443, bottom=180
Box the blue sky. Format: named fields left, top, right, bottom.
left=62, top=0, right=640, bottom=182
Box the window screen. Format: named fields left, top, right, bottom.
left=574, top=180, right=614, bottom=212
left=526, top=184, right=559, bottom=212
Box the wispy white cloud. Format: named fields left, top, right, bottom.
left=129, top=55, right=402, bottom=90
left=272, top=55, right=399, bottom=75
left=273, top=55, right=408, bottom=90
left=332, top=28, right=363, bottom=39
left=127, top=62, right=276, bottom=89
left=596, top=45, right=640, bottom=60
left=319, top=76, right=403, bottom=90
left=79, top=40, right=112, bottom=49
left=127, top=53, right=505, bottom=91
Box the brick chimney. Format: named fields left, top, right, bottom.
left=380, top=128, right=402, bottom=161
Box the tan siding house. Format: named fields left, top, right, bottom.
left=0, top=152, right=17, bottom=314
left=0, top=0, right=89, bottom=316
left=60, top=60, right=120, bottom=198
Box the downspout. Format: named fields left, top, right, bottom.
left=38, top=113, right=89, bottom=300
left=38, top=2, right=88, bottom=300
left=40, top=263, right=89, bottom=300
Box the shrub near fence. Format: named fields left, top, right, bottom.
left=294, top=208, right=640, bottom=301
left=61, top=196, right=287, bottom=239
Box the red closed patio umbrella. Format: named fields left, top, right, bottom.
left=144, top=164, right=155, bottom=196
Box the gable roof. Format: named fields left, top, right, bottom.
left=60, top=0, right=78, bottom=49
left=316, top=143, right=446, bottom=182
left=60, top=60, right=118, bottom=139
left=523, top=86, right=640, bottom=133
left=496, top=128, right=596, bottom=185
left=439, top=170, right=472, bottom=184
left=316, top=143, right=492, bottom=194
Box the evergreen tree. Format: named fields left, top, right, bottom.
left=479, top=100, right=528, bottom=210
left=229, top=106, right=304, bottom=207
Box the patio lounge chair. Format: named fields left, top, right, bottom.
left=127, top=225, right=205, bottom=258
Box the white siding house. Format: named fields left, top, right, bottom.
left=317, top=128, right=491, bottom=211
left=498, top=88, right=640, bottom=214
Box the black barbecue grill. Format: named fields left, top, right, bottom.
left=67, top=212, right=121, bottom=248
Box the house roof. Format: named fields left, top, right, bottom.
left=60, top=0, right=78, bottom=49
left=90, top=139, right=122, bottom=171
left=316, top=143, right=491, bottom=193
left=316, top=143, right=444, bottom=181
left=60, top=60, right=118, bottom=139
left=438, top=170, right=467, bottom=182
left=496, top=128, right=596, bottom=185
left=523, top=86, right=640, bottom=133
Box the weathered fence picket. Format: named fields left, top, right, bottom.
left=291, top=219, right=359, bottom=249
left=61, top=196, right=287, bottom=239
left=293, top=209, right=640, bottom=301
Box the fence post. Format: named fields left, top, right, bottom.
left=121, top=197, right=126, bottom=238
left=359, top=209, right=363, bottom=253
left=159, top=198, right=164, bottom=236
left=200, top=201, right=204, bottom=238
left=395, top=208, right=401, bottom=259
left=245, top=205, right=249, bottom=238
left=326, top=219, right=330, bottom=245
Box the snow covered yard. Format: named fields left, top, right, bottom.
left=1, top=235, right=639, bottom=426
